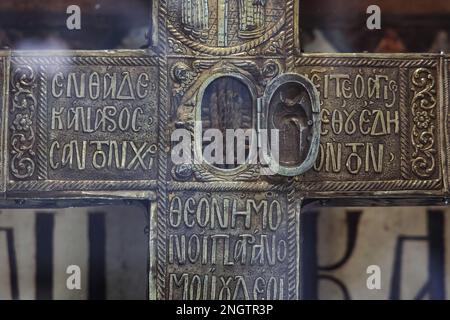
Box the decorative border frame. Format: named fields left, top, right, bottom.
left=8, top=180, right=158, bottom=192
left=0, top=54, right=8, bottom=194
left=9, top=64, right=37, bottom=181
left=445, top=57, right=450, bottom=194
left=287, top=184, right=301, bottom=300
left=156, top=0, right=170, bottom=300
left=7, top=51, right=160, bottom=193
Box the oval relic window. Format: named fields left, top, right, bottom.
left=196, top=75, right=255, bottom=171
left=262, top=74, right=320, bottom=176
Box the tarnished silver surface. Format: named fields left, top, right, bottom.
left=0, top=0, right=450, bottom=300
left=163, top=191, right=299, bottom=300
left=8, top=50, right=159, bottom=184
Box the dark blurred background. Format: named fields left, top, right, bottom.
left=1, top=0, right=450, bottom=52
left=300, top=0, right=450, bottom=53
left=0, top=0, right=151, bottom=50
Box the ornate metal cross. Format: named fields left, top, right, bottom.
left=0, top=0, right=447, bottom=300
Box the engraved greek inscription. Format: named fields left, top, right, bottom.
left=308, top=72, right=397, bottom=106
left=168, top=233, right=287, bottom=266
left=46, top=64, right=158, bottom=179
left=166, top=193, right=291, bottom=301
left=168, top=196, right=283, bottom=231
left=314, top=143, right=342, bottom=173
left=302, top=68, right=400, bottom=177
left=168, top=273, right=286, bottom=300
left=50, top=71, right=153, bottom=100
left=315, top=143, right=385, bottom=174
left=345, top=143, right=384, bottom=175
left=320, top=109, right=399, bottom=137
left=51, top=105, right=144, bottom=133
left=49, top=140, right=157, bottom=171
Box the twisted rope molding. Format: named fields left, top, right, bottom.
left=399, top=69, right=411, bottom=180
left=286, top=182, right=299, bottom=300
left=7, top=178, right=441, bottom=193
left=296, top=179, right=442, bottom=192
left=295, top=57, right=438, bottom=68
left=446, top=64, right=450, bottom=190
left=168, top=181, right=285, bottom=192
left=156, top=0, right=169, bottom=300
left=285, top=0, right=296, bottom=71
left=37, top=66, right=48, bottom=180
left=11, top=56, right=158, bottom=66
left=8, top=180, right=158, bottom=191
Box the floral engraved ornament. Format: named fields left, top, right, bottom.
left=411, top=68, right=437, bottom=179
left=10, top=65, right=37, bottom=180
left=13, top=114, right=33, bottom=131
left=413, top=110, right=431, bottom=130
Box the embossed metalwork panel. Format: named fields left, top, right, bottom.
left=165, top=0, right=296, bottom=56
left=6, top=51, right=160, bottom=194
left=295, top=55, right=443, bottom=196
left=164, top=191, right=299, bottom=300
